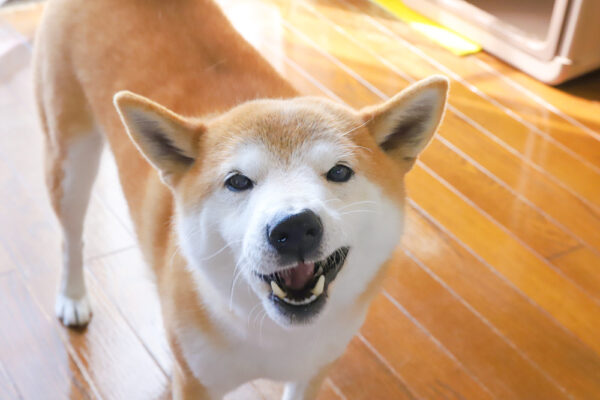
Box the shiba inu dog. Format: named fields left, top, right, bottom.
left=33, top=0, right=448, bottom=398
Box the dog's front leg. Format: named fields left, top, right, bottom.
left=282, top=364, right=332, bottom=400
left=172, top=364, right=216, bottom=400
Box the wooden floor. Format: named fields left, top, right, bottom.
left=1, top=1, right=599, bottom=399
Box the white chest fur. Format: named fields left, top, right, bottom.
left=175, top=296, right=367, bottom=397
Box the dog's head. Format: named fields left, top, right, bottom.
left=114, top=76, right=448, bottom=328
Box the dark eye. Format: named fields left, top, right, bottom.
left=225, top=174, right=253, bottom=191
left=326, top=164, right=354, bottom=183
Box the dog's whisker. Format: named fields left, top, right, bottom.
left=348, top=143, right=373, bottom=153
left=247, top=302, right=263, bottom=326
left=259, top=309, right=269, bottom=345
left=229, top=268, right=244, bottom=311
left=228, top=256, right=246, bottom=311
left=337, top=117, right=371, bottom=137
left=198, top=239, right=243, bottom=262
left=340, top=207, right=377, bottom=213
left=253, top=308, right=266, bottom=328
left=323, top=197, right=343, bottom=205
left=337, top=200, right=377, bottom=211
left=340, top=210, right=377, bottom=216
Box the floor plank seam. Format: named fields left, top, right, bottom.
left=435, top=136, right=600, bottom=258
left=84, top=244, right=138, bottom=263
left=283, top=56, right=345, bottom=103
left=325, top=378, right=347, bottom=400
left=15, top=267, right=104, bottom=400
left=356, top=334, right=419, bottom=399
left=303, top=1, right=413, bottom=84
left=546, top=244, right=586, bottom=262
left=85, top=264, right=172, bottom=378
left=0, top=357, right=23, bottom=400
left=471, top=57, right=600, bottom=141
left=402, top=248, right=572, bottom=397
left=442, top=102, right=600, bottom=214
left=0, top=18, right=32, bottom=49
left=93, top=191, right=136, bottom=237
left=417, top=160, right=600, bottom=305
left=283, top=22, right=388, bottom=101
left=381, top=291, right=497, bottom=399
left=407, top=199, right=600, bottom=354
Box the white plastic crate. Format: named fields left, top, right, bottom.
left=402, top=0, right=600, bottom=84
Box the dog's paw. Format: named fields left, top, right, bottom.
left=55, top=293, right=92, bottom=327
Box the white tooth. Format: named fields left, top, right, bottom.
left=311, top=275, right=325, bottom=296
left=271, top=281, right=287, bottom=299
left=283, top=294, right=317, bottom=305
left=317, top=266, right=323, bottom=275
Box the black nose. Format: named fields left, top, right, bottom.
left=268, top=210, right=323, bottom=259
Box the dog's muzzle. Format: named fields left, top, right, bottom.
left=256, top=247, right=350, bottom=323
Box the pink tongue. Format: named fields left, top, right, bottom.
left=282, top=262, right=315, bottom=290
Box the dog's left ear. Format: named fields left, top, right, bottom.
left=360, top=75, right=449, bottom=168
left=114, top=91, right=204, bottom=186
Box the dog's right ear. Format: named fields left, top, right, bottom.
left=113, top=91, right=204, bottom=186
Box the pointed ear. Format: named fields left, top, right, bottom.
left=113, top=91, right=203, bottom=185
left=360, top=75, right=449, bottom=167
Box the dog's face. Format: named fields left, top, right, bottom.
left=114, top=76, right=448, bottom=328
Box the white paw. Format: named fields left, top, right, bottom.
left=55, top=293, right=92, bottom=327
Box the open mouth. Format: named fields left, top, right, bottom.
left=257, top=247, right=350, bottom=322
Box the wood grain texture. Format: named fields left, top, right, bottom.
left=87, top=248, right=173, bottom=374
left=327, top=338, right=417, bottom=400
left=474, top=52, right=600, bottom=144
left=420, top=138, right=581, bottom=259
left=406, top=165, right=600, bottom=353
left=402, top=207, right=600, bottom=398
left=326, top=0, right=600, bottom=203
left=0, top=272, right=93, bottom=399
left=1, top=0, right=599, bottom=399
left=383, top=256, right=570, bottom=399
left=361, top=295, right=494, bottom=399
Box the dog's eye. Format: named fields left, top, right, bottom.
left=326, top=164, right=354, bottom=183
left=225, top=174, right=253, bottom=191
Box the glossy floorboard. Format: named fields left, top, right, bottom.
left=0, top=1, right=598, bottom=399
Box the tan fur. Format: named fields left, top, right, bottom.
left=34, top=0, right=447, bottom=397
left=172, top=354, right=211, bottom=400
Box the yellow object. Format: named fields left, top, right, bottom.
left=372, top=0, right=481, bottom=56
